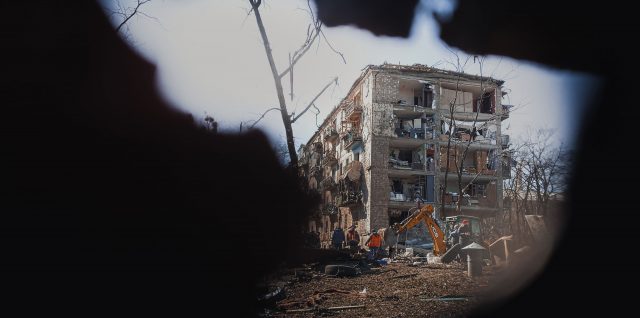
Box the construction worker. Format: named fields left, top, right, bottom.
left=458, top=219, right=472, bottom=262
left=346, top=225, right=360, bottom=253
left=331, top=227, right=345, bottom=249
left=449, top=223, right=460, bottom=247
left=459, top=219, right=472, bottom=247
left=365, top=229, right=383, bottom=260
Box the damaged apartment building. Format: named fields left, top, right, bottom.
left=299, top=64, right=512, bottom=247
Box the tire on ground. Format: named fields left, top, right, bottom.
left=441, top=243, right=461, bottom=264
left=324, top=264, right=359, bottom=277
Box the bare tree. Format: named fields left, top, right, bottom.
left=103, top=0, right=157, bottom=38
left=500, top=129, right=570, bottom=243
left=439, top=53, right=495, bottom=217
left=247, top=0, right=344, bottom=168
left=203, top=114, right=218, bottom=133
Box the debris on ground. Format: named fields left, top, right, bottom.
left=258, top=259, right=492, bottom=317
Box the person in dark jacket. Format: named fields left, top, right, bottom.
left=331, top=227, right=345, bottom=249
left=449, top=223, right=460, bottom=246
left=459, top=219, right=472, bottom=247
left=458, top=219, right=472, bottom=262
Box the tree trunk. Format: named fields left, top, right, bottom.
left=250, top=0, right=298, bottom=168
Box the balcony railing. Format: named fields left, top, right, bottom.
left=323, top=204, right=338, bottom=215
left=394, top=127, right=433, bottom=140
left=502, top=162, right=512, bottom=179
left=342, top=131, right=363, bottom=149
left=389, top=191, right=424, bottom=203
left=336, top=190, right=362, bottom=207
left=320, top=176, right=337, bottom=190
left=309, top=165, right=322, bottom=178
left=322, top=150, right=338, bottom=167
left=324, top=127, right=338, bottom=141
left=500, top=134, right=510, bottom=149
left=388, top=158, right=426, bottom=171
left=312, top=141, right=323, bottom=153
left=442, top=193, right=496, bottom=208
left=501, top=104, right=512, bottom=120
left=344, top=101, right=363, bottom=120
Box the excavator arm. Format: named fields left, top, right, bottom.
left=394, top=204, right=447, bottom=256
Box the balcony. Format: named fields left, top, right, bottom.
left=395, top=127, right=431, bottom=139
left=441, top=194, right=498, bottom=217
left=500, top=134, right=510, bottom=149
left=438, top=171, right=498, bottom=182
left=309, top=165, right=323, bottom=178
left=442, top=204, right=499, bottom=218
left=322, top=150, right=338, bottom=167
left=336, top=190, right=362, bottom=207
left=390, top=128, right=433, bottom=148
left=388, top=158, right=434, bottom=178
left=342, top=131, right=363, bottom=150
left=388, top=192, right=425, bottom=209
left=393, top=101, right=435, bottom=119
left=502, top=158, right=513, bottom=179
left=320, top=176, right=337, bottom=190
left=324, top=127, right=338, bottom=142
left=344, top=101, right=363, bottom=121
left=501, top=104, right=512, bottom=121
left=437, top=139, right=500, bottom=152
left=441, top=112, right=495, bottom=122
left=323, top=204, right=338, bottom=215
left=299, top=156, right=309, bottom=167
left=312, top=141, right=323, bottom=153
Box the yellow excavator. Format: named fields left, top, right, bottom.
left=393, top=204, right=447, bottom=256
left=392, top=203, right=483, bottom=259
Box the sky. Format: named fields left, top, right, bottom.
left=100, top=0, right=600, bottom=150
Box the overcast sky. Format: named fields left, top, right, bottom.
left=100, top=0, right=600, bottom=149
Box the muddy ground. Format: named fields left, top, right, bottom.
left=258, top=259, right=495, bottom=317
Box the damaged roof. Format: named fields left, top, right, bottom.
left=369, top=63, right=505, bottom=86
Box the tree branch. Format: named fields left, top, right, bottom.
left=278, top=22, right=321, bottom=79
left=320, top=29, right=346, bottom=64
left=246, top=107, right=281, bottom=129
left=278, top=0, right=345, bottom=79
left=291, top=77, right=338, bottom=123
left=115, top=0, right=152, bottom=33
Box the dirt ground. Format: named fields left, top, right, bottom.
left=258, top=259, right=494, bottom=317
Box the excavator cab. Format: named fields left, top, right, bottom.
left=444, top=215, right=483, bottom=248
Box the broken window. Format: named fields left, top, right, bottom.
left=474, top=150, right=489, bottom=173
left=454, top=127, right=472, bottom=141
left=470, top=183, right=487, bottom=197
left=426, top=175, right=435, bottom=202
left=474, top=91, right=495, bottom=114
left=398, top=150, right=412, bottom=162
left=392, top=180, right=403, bottom=194
left=440, top=88, right=473, bottom=113
left=422, top=83, right=433, bottom=108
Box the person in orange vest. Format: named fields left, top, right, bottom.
left=365, top=229, right=383, bottom=260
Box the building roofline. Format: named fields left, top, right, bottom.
left=369, top=63, right=505, bottom=85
